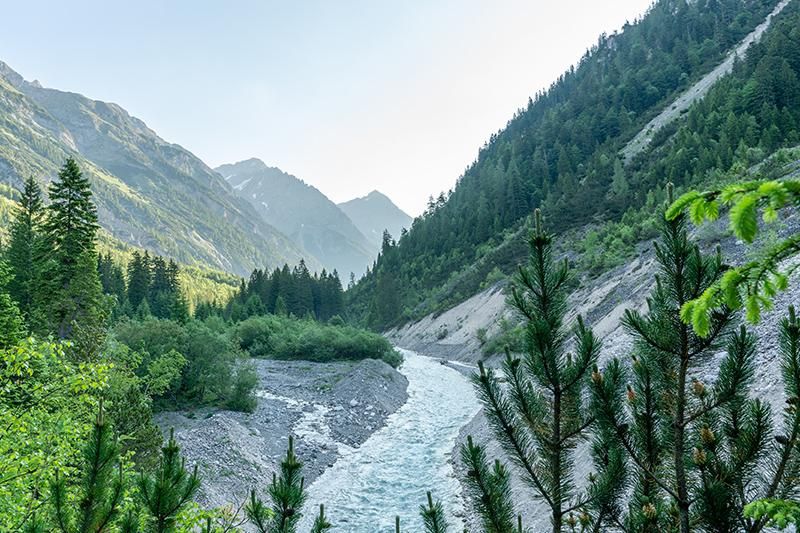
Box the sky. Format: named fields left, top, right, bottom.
left=0, top=0, right=653, bottom=216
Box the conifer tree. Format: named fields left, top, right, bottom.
left=97, top=253, right=127, bottom=308
left=460, top=436, right=517, bottom=533
left=465, top=209, right=605, bottom=533
left=44, top=158, right=100, bottom=275
left=589, top=188, right=775, bottom=533
left=49, top=402, right=126, bottom=533
left=42, top=159, right=106, bottom=339
left=310, top=505, right=332, bottom=533
left=137, top=429, right=200, bottom=533
left=246, top=436, right=314, bottom=533
left=744, top=305, right=800, bottom=533
left=126, top=251, right=151, bottom=311
left=5, top=176, right=45, bottom=318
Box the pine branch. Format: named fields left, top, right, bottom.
left=310, top=504, right=332, bottom=533
left=460, top=437, right=516, bottom=533
left=473, top=362, right=553, bottom=507
left=420, top=491, right=449, bottom=533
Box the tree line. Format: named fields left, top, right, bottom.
left=198, top=261, right=345, bottom=324
left=347, top=0, right=800, bottom=330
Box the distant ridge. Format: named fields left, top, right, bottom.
left=216, top=159, right=375, bottom=277
left=338, top=191, right=412, bottom=248
left=0, top=59, right=309, bottom=275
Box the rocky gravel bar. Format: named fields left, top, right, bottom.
left=155, top=357, right=408, bottom=510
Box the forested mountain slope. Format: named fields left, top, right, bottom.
left=0, top=61, right=308, bottom=275
left=216, top=159, right=373, bottom=277
left=349, top=0, right=800, bottom=329
left=338, top=190, right=412, bottom=249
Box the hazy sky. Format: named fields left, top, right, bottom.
left=1, top=0, right=653, bottom=216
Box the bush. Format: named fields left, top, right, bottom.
left=113, top=317, right=256, bottom=412
left=232, top=315, right=402, bottom=367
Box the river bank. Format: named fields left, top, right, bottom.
left=155, top=356, right=409, bottom=510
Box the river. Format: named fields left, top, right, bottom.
left=298, top=349, right=481, bottom=532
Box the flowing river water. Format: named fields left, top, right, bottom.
left=298, top=349, right=481, bottom=532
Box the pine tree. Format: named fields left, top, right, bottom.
left=246, top=436, right=316, bottom=533
left=310, top=505, right=332, bottom=533
left=744, top=305, right=800, bottom=533
left=137, top=429, right=200, bottom=533
left=460, top=436, right=517, bottom=533
left=590, top=188, right=774, bottom=532
left=5, top=176, right=45, bottom=318
left=49, top=402, right=126, bottom=533
left=465, top=209, right=604, bottom=533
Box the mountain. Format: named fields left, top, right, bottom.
left=337, top=191, right=412, bottom=249
left=215, top=159, right=374, bottom=277
left=0, top=60, right=308, bottom=276
left=349, top=0, right=799, bottom=328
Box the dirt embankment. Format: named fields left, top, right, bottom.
left=155, top=357, right=408, bottom=510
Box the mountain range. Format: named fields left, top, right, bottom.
left=338, top=191, right=412, bottom=249
left=0, top=60, right=410, bottom=277
left=217, top=159, right=409, bottom=277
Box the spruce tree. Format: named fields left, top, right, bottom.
left=464, top=209, right=606, bottom=533
left=137, top=429, right=200, bottom=533
left=126, top=251, right=151, bottom=311
left=5, top=176, right=45, bottom=318
left=44, top=158, right=99, bottom=274
left=589, top=189, right=775, bottom=532
left=49, top=402, right=126, bottom=532
left=42, top=158, right=106, bottom=339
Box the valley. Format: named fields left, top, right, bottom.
left=2, top=0, right=800, bottom=531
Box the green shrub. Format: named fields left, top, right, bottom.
left=232, top=315, right=401, bottom=367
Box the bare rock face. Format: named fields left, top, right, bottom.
left=155, top=357, right=408, bottom=510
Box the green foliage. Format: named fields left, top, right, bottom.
left=460, top=436, right=517, bottom=533
left=137, top=429, right=201, bottom=533
left=669, top=172, right=800, bottom=335
left=745, top=499, right=800, bottom=529
left=232, top=314, right=402, bottom=367
left=466, top=214, right=606, bottom=532
left=4, top=175, right=45, bottom=318
left=588, top=212, right=800, bottom=532
left=246, top=436, right=311, bottom=533
left=226, top=262, right=345, bottom=323
left=113, top=317, right=257, bottom=411
left=0, top=260, right=25, bottom=349
left=49, top=403, right=126, bottom=533
left=420, top=491, right=449, bottom=533
left=0, top=339, right=110, bottom=530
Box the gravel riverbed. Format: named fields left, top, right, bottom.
left=155, top=357, right=408, bottom=510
